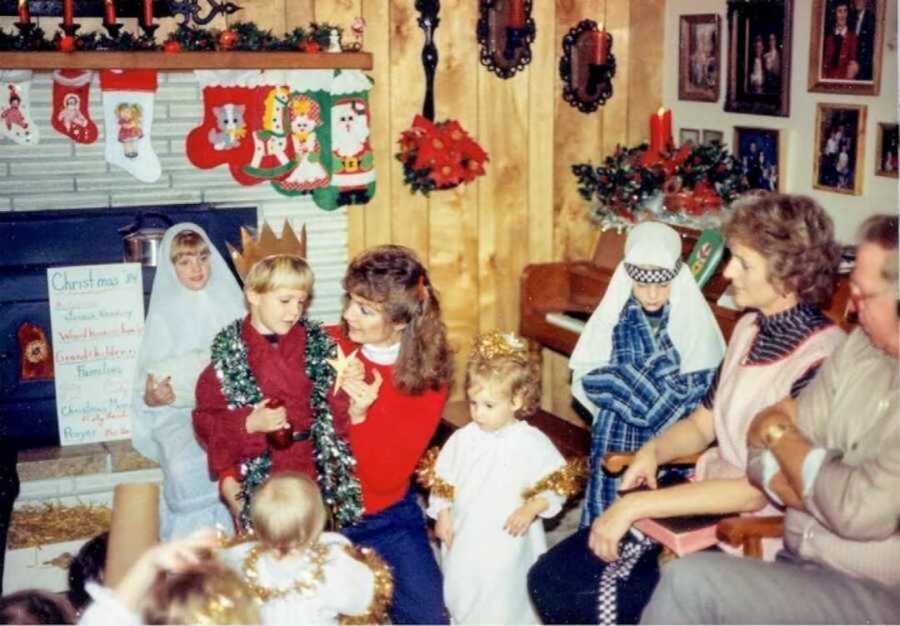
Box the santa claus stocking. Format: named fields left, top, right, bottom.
left=100, top=69, right=161, bottom=183
left=330, top=70, right=376, bottom=207
left=0, top=70, right=39, bottom=145
left=51, top=70, right=99, bottom=144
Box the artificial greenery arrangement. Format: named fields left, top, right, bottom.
left=572, top=141, right=748, bottom=227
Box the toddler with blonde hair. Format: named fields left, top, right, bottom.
left=420, top=331, right=586, bottom=624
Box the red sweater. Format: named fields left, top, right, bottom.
left=331, top=329, right=449, bottom=515
left=193, top=317, right=351, bottom=481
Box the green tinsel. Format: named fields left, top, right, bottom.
left=210, top=319, right=363, bottom=531
left=238, top=453, right=272, bottom=532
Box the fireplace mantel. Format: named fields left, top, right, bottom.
left=0, top=50, right=373, bottom=70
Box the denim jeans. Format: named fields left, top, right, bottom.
left=342, top=488, right=449, bottom=624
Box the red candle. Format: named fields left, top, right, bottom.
left=649, top=107, right=673, bottom=154
left=589, top=28, right=609, bottom=65
left=62, top=0, right=74, bottom=26
left=104, top=0, right=116, bottom=25
left=507, top=0, right=525, bottom=28
left=17, top=0, right=30, bottom=23
left=142, top=0, right=154, bottom=27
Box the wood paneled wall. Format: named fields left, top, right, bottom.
left=233, top=1, right=665, bottom=420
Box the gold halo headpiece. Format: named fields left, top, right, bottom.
left=470, top=331, right=530, bottom=364
left=227, top=220, right=307, bottom=281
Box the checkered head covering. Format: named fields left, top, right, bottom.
left=624, top=259, right=683, bottom=284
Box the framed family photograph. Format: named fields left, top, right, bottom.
left=679, top=14, right=721, bottom=102
left=734, top=127, right=782, bottom=192
left=808, top=0, right=885, bottom=95
left=875, top=122, right=898, bottom=177
left=702, top=129, right=725, bottom=146
left=813, top=103, right=866, bottom=195
left=680, top=128, right=701, bottom=146
left=725, top=0, right=792, bottom=117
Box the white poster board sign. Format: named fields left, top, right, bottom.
left=47, top=263, right=144, bottom=446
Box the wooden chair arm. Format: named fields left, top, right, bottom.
left=602, top=451, right=702, bottom=475
left=715, top=515, right=784, bottom=559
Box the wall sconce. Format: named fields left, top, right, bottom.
left=559, top=19, right=616, bottom=113
left=476, top=0, right=536, bottom=79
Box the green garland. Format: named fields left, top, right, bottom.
left=210, top=319, right=363, bottom=531
left=0, top=21, right=341, bottom=52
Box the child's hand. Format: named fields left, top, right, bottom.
left=504, top=497, right=548, bottom=537
left=435, top=508, right=454, bottom=548
left=344, top=369, right=384, bottom=425
left=245, top=399, right=288, bottom=434
left=144, top=374, right=175, bottom=406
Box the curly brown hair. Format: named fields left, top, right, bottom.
left=343, top=245, right=453, bottom=395
left=723, top=194, right=841, bottom=305
left=466, top=337, right=541, bottom=419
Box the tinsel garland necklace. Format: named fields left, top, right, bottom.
left=210, top=318, right=364, bottom=530
left=242, top=542, right=328, bottom=602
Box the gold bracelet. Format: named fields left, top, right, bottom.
left=763, top=422, right=792, bottom=449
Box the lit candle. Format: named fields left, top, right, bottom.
left=142, top=0, right=154, bottom=27
left=17, top=0, right=30, bottom=23
left=104, top=0, right=116, bottom=25
left=589, top=28, right=609, bottom=65
left=62, top=0, right=74, bottom=26
left=507, top=0, right=525, bottom=28
left=649, top=107, right=673, bottom=155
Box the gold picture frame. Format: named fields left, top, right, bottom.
left=874, top=122, right=898, bottom=177
left=808, top=0, right=885, bottom=95
left=678, top=14, right=720, bottom=102
left=812, top=103, right=867, bottom=195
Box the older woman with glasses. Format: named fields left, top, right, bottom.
left=528, top=194, right=848, bottom=625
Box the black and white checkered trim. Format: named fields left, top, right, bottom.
left=597, top=534, right=658, bottom=625
left=624, top=259, right=681, bottom=284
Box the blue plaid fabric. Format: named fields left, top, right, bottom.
left=580, top=296, right=715, bottom=527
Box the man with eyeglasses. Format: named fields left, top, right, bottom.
left=641, top=214, right=899, bottom=624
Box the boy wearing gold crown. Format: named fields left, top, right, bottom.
left=193, top=254, right=362, bottom=533
left=418, top=331, right=587, bottom=625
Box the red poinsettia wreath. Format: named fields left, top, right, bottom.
left=396, top=115, right=489, bottom=195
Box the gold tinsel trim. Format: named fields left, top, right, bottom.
left=521, top=457, right=589, bottom=500
left=470, top=331, right=529, bottom=364
left=339, top=544, right=394, bottom=625
left=414, top=447, right=455, bottom=501
left=8, top=502, right=112, bottom=550
left=242, top=542, right=328, bottom=602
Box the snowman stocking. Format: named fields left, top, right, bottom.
left=330, top=70, right=376, bottom=207
left=0, top=70, right=39, bottom=145
left=100, top=69, right=161, bottom=183
left=51, top=70, right=99, bottom=144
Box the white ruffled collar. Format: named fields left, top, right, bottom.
left=361, top=342, right=400, bottom=365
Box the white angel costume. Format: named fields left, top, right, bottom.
left=218, top=532, right=387, bottom=625
left=132, top=223, right=246, bottom=539
left=426, top=420, right=574, bottom=625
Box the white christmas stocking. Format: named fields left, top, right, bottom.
left=0, top=70, right=39, bottom=145
left=100, top=69, right=161, bottom=183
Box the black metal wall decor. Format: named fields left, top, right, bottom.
left=415, top=0, right=440, bottom=121
left=476, top=0, right=535, bottom=79
left=168, top=0, right=241, bottom=26
left=559, top=19, right=616, bottom=114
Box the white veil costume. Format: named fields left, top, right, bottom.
left=569, top=222, right=726, bottom=418
left=132, top=222, right=246, bottom=538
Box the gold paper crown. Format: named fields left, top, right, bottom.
left=227, top=220, right=308, bottom=280
left=470, top=331, right=529, bottom=363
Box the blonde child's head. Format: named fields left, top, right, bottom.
left=169, top=230, right=210, bottom=265
left=244, top=254, right=314, bottom=335
left=466, top=331, right=540, bottom=431
left=169, top=229, right=213, bottom=292
left=250, top=473, right=327, bottom=557
left=141, top=559, right=260, bottom=625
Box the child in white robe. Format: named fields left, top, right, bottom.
left=218, top=472, right=392, bottom=625
left=421, top=331, right=586, bottom=625
left=133, top=224, right=245, bottom=539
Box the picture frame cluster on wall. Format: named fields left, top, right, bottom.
left=675, top=0, right=895, bottom=195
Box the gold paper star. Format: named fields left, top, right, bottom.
left=327, top=345, right=359, bottom=392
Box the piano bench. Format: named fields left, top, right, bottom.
left=432, top=400, right=590, bottom=460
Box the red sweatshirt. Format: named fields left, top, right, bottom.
left=193, top=317, right=351, bottom=481
left=331, top=329, right=449, bottom=515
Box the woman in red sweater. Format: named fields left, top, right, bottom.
left=334, top=245, right=453, bottom=625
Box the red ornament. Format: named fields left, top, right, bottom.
left=59, top=35, right=76, bottom=52
left=304, top=40, right=320, bottom=53
left=218, top=29, right=237, bottom=50
left=163, top=40, right=181, bottom=53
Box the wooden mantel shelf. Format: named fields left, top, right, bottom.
left=0, top=50, right=373, bottom=70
